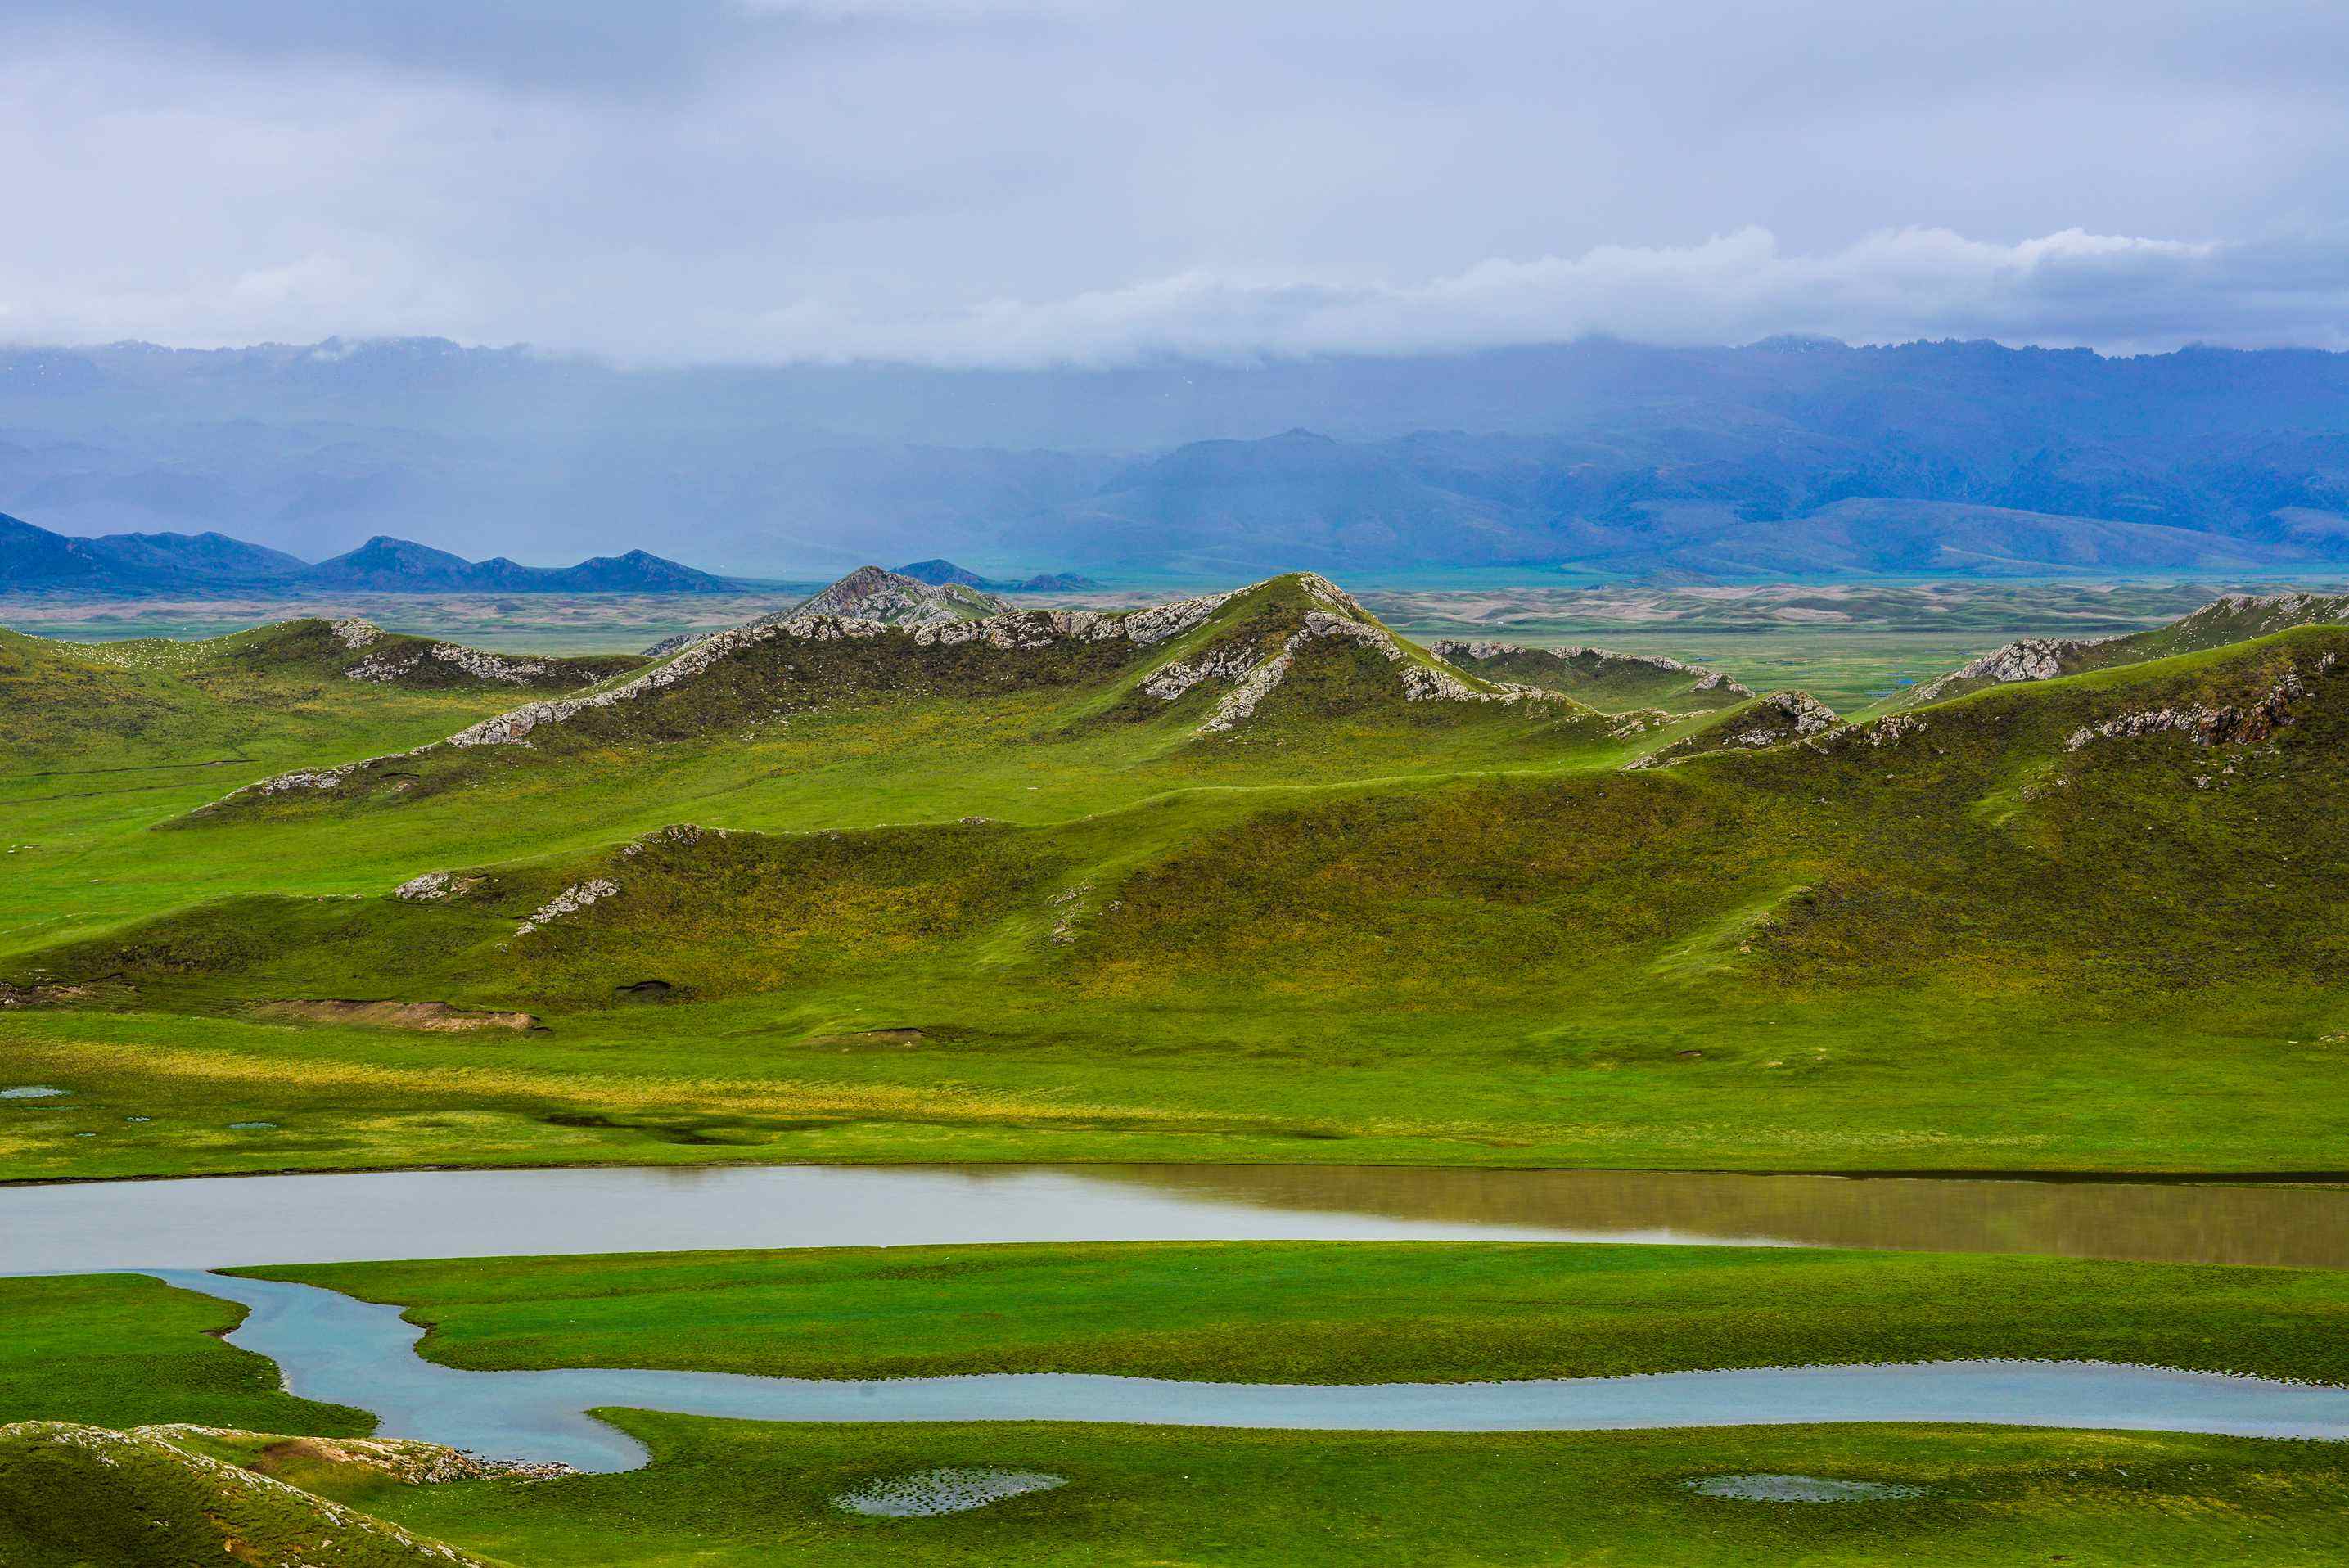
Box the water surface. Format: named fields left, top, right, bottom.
left=9, top=1162, right=2346, bottom=1274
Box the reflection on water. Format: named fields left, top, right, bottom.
left=1100, top=1165, right=2349, bottom=1269
left=3, top=1162, right=2345, bottom=1275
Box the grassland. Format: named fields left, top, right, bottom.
left=250, top=1241, right=2349, bottom=1386
left=0, top=1273, right=366, bottom=1435
left=371, top=1416, right=2349, bottom=1567
left=5, top=578, right=2349, bottom=1179
left=8, top=1258, right=2349, bottom=1566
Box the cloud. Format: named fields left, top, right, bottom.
left=2, top=1, right=2347, bottom=363
left=701, top=226, right=2347, bottom=365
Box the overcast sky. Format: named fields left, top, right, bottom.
left=4, top=0, right=2346, bottom=363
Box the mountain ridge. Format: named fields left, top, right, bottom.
left=0, top=513, right=739, bottom=596
left=8, top=336, right=2349, bottom=580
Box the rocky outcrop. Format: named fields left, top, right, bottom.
left=794, top=565, right=1009, bottom=626
left=1141, top=641, right=1261, bottom=701
left=454, top=582, right=1246, bottom=747
left=1801, top=710, right=1928, bottom=752
left=1429, top=638, right=1753, bottom=702
left=232, top=574, right=1526, bottom=781
left=253, top=761, right=367, bottom=795
left=1197, top=600, right=1544, bottom=734
left=2180, top=589, right=2349, bottom=633
left=1907, top=637, right=2101, bottom=705
left=620, top=822, right=724, bottom=857
left=2064, top=670, right=2307, bottom=752
left=395, top=870, right=460, bottom=900
left=1624, top=690, right=1840, bottom=770
left=141, top=1426, right=575, bottom=1485
left=515, top=877, right=619, bottom=936
left=348, top=642, right=581, bottom=686
left=1728, top=692, right=1838, bottom=746
left=329, top=617, right=383, bottom=650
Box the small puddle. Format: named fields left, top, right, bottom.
left=0, top=1086, right=68, bottom=1100
left=1688, top=1473, right=1927, bottom=1502
left=834, top=1467, right=1066, bottom=1516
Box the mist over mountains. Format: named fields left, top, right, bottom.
left=5, top=336, right=2349, bottom=583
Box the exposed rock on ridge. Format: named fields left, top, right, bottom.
left=1197, top=593, right=1545, bottom=734
left=1625, top=690, right=1840, bottom=769
left=516, top=878, right=618, bottom=936
left=349, top=642, right=586, bottom=686
left=214, top=572, right=1545, bottom=800
left=2065, top=668, right=2311, bottom=751
left=1906, top=636, right=2101, bottom=705
left=1430, top=638, right=1753, bottom=706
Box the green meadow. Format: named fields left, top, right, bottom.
left=7, top=574, right=2349, bottom=1564
left=6, top=579, right=2349, bottom=1179
left=9, top=1250, right=2349, bottom=1566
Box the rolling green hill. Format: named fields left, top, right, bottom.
left=176, top=572, right=1592, bottom=827
left=1885, top=588, right=2349, bottom=711
left=0, top=619, right=638, bottom=763
left=3, top=572, right=2348, bottom=1178
left=1426, top=639, right=1752, bottom=713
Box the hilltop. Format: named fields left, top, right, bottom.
left=1430, top=640, right=1752, bottom=714
left=641, top=564, right=1010, bottom=656
left=204, top=569, right=1571, bottom=822
left=0, top=617, right=639, bottom=761
left=1888, top=589, right=2349, bottom=710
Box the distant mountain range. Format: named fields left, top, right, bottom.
left=5, top=335, right=2349, bottom=581
left=0, top=514, right=737, bottom=596
left=895, top=559, right=1099, bottom=593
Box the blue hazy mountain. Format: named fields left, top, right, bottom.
left=0, top=515, right=736, bottom=595
left=895, top=559, right=1099, bottom=592
left=4, top=336, right=2348, bottom=580
left=295, top=536, right=737, bottom=593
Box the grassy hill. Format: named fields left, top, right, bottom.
left=1427, top=640, right=1752, bottom=713
left=0, top=619, right=638, bottom=761
left=3, top=572, right=2348, bottom=1178
left=174, top=572, right=1596, bottom=827
left=1883, top=588, right=2349, bottom=711
left=0, top=1422, right=505, bottom=1567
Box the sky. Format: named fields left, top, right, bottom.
left=3, top=0, right=2347, bottom=364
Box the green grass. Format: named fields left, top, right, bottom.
left=0, top=1422, right=501, bottom=1567
left=7, top=596, right=2349, bottom=1179
left=10, top=1251, right=2349, bottom=1564
left=0, top=1273, right=367, bottom=1434
left=368, top=1415, right=2349, bottom=1567
left=250, top=1241, right=2349, bottom=1386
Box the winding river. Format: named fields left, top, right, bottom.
left=159, top=1269, right=2349, bottom=1472
left=6, top=1162, right=2347, bottom=1470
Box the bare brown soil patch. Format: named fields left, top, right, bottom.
left=253, top=998, right=542, bottom=1033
